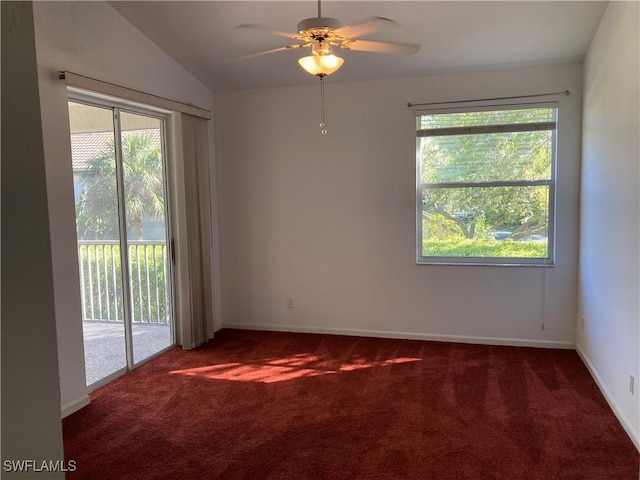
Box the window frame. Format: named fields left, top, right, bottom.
left=415, top=102, right=558, bottom=266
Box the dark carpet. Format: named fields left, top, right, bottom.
left=63, top=329, right=639, bottom=479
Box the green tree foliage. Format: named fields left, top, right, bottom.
left=76, top=133, right=165, bottom=240
left=419, top=108, right=553, bottom=256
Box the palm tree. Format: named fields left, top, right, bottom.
left=76, top=132, right=165, bottom=240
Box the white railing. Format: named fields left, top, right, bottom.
left=77, top=241, right=170, bottom=324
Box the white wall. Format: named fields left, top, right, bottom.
left=32, top=1, right=216, bottom=416
left=2, top=3, right=65, bottom=477
left=214, top=63, right=582, bottom=347
left=578, top=1, right=640, bottom=448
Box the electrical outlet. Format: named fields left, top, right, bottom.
left=286, top=297, right=294, bottom=309
left=630, top=375, right=635, bottom=394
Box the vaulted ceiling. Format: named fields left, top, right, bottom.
left=110, top=1, right=608, bottom=92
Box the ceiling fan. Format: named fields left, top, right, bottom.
left=239, top=0, right=420, bottom=73
left=238, top=0, right=420, bottom=133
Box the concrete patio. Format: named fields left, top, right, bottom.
left=83, top=321, right=174, bottom=386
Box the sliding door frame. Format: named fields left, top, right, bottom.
left=69, top=90, right=176, bottom=389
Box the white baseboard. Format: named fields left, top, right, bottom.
left=576, top=345, right=640, bottom=451
left=61, top=394, right=90, bottom=419
left=220, top=322, right=575, bottom=350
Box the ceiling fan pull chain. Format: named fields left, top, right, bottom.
left=319, top=75, right=327, bottom=135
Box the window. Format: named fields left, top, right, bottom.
left=416, top=106, right=557, bottom=265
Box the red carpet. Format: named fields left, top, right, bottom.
left=63, top=329, right=639, bottom=479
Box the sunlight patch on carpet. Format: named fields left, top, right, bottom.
left=169, top=354, right=421, bottom=383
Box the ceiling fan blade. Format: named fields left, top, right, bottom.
left=334, top=17, right=396, bottom=39
left=341, top=39, right=420, bottom=55
left=237, top=44, right=307, bottom=61
left=236, top=23, right=300, bottom=40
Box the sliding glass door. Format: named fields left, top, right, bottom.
left=69, top=99, right=174, bottom=388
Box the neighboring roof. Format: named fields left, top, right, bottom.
left=71, top=129, right=161, bottom=171
left=71, top=131, right=111, bottom=170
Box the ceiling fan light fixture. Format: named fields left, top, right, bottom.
left=239, top=0, right=419, bottom=134
left=298, top=50, right=344, bottom=76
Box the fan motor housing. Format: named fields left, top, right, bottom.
left=297, top=17, right=341, bottom=34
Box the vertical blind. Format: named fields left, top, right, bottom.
left=181, top=114, right=215, bottom=348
